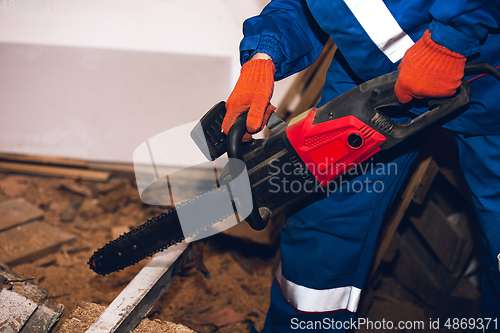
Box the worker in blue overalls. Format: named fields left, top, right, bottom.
left=221, top=0, right=500, bottom=331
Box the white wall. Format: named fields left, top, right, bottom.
left=0, top=0, right=294, bottom=165
left=0, top=0, right=271, bottom=81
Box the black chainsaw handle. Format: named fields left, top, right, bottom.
left=313, top=69, right=471, bottom=151
left=227, top=112, right=270, bottom=230
left=356, top=61, right=499, bottom=150
left=379, top=77, right=470, bottom=149
left=226, top=112, right=247, bottom=160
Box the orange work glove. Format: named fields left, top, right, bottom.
left=222, top=59, right=276, bottom=141
left=395, top=30, right=466, bottom=104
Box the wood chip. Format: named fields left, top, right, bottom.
left=0, top=175, right=31, bottom=197
left=79, top=199, right=102, bottom=219
left=0, top=197, right=44, bottom=232
left=0, top=221, right=76, bottom=266
left=98, top=186, right=139, bottom=213
left=60, top=196, right=85, bottom=222
left=59, top=180, right=93, bottom=197
left=94, top=179, right=125, bottom=195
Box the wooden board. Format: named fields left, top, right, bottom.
left=0, top=221, right=76, bottom=266
left=0, top=266, right=64, bottom=332
left=85, top=242, right=192, bottom=333
left=87, top=162, right=135, bottom=174
left=368, top=152, right=435, bottom=279
left=0, top=162, right=110, bottom=182
left=0, top=289, right=38, bottom=332
left=394, top=237, right=446, bottom=307
left=439, top=275, right=481, bottom=318
left=0, top=152, right=88, bottom=168
left=0, top=198, right=44, bottom=232
left=411, top=158, right=439, bottom=205
left=409, top=200, right=465, bottom=272
left=60, top=196, right=85, bottom=223
left=19, top=301, right=64, bottom=333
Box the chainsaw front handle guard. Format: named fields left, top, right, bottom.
left=190, top=103, right=283, bottom=161
left=227, top=112, right=270, bottom=230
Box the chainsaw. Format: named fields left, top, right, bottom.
left=89, top=62, right=500, bottom=275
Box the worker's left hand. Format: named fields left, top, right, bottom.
left=395, top=30, right=466, bottom=104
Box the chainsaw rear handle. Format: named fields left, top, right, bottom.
left=334, top=61, right=499, bottom=150
left=311, top=70, right=471, bottom=151
left=227, top=112, right=270, bottom=230
left=370, top=73, right=470, bottom=149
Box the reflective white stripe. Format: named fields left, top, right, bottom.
left=276, top=266, right=361, bottom=313
left=343, top=0, right=414, bottom=63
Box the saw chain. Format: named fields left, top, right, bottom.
left=88, top=184, right=236, bottom=275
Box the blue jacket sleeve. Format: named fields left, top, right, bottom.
left=240, top=0, right=329, bottom=80
left=429, top=0, right=500, bottom=56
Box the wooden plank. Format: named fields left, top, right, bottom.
left=0, top=198, right=44, bottom=232
left=0, top=221, right=76, bottom=266
left=411, top=158, right=439, bottom=204
left=0, top=162, right=110, bottom=182
left=60, top=196, right=85, bottom=223
left=19, top=301, right=64, bottom=333
left=0, top=289, right=38, bottom=332
left=408, top=200, right=465, bottom=272
left=0, top=152, right=88, bottom=168
left=85, top=242, right=192, bottom=333
left=380, top=232, right=400, bottom=264
left=394, top=237, right=446, bottom=307
left=439, top=275, right=481, bottom=318
left=87, top=162, right=135, bottom=174
left=369, top=151, right=434, bottom=279
left=0, top=267, right=64, bottom=332
left=438, top=167, right=471, bottom=202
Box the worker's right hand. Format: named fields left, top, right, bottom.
left=394, top=30, right=466, bottom=104
left=221, top=58, right=276, bottom=142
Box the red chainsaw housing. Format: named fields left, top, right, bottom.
left=286, top=108, right=387, bottom=186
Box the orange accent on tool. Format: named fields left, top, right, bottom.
left=222, top=59, right=276, bottom=141
left=395, top=30, right=466, bottom=104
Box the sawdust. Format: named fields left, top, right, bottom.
left=58, top=302, right=195, bottom=333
